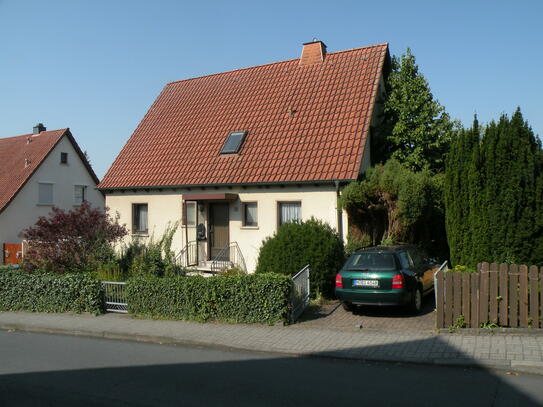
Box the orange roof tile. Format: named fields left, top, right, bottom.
left=0, top=128, right=99, bottom=213
left=99, top=43, right=389, bottom=189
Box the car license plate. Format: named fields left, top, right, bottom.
left=353, top=279, right=379, bottom=288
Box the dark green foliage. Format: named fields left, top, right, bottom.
left=117, top=223, right=185, bottom=278
left=126, top=274, right=292, bottom=324
left=340, top=159, right=448, bottom=259
left=254, top=218, right=344, bottom=298
left=374, top=48, right=455, bottom=173
left=445, top=109, right=543, bottom=266
left=0, top=271, right=103, bottom=314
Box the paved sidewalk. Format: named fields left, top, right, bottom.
left=1, top=312, right=543, bottom=375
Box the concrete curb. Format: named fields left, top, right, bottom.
left=2, top=321, right=541, bottom=376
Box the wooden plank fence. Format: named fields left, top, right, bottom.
left=436, top=262, right=542, bottom=328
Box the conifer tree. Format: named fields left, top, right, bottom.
left=445, top=109, right=542, bottom=266
left=376, top=48, right=454, bottom=173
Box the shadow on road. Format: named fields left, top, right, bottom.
left=0, top=331, right=541, bottom=406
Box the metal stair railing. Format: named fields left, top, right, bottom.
left=210, top=242, right=247, bottom=273
left=175, top=240, right=198, bottom=267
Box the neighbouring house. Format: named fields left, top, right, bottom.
left=99, top=40, right=390, bottom=273
left=0, top=124, right=104, bottom=264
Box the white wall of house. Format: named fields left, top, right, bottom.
left=0, top=136, right=104, bottom=262
left=105, top=184, right=344, bottom=273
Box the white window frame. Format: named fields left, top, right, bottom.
left=37, top=182, right=54, bottom=205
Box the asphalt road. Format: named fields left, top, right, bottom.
left=1, top=331, right=543, bottom=406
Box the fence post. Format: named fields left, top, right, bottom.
left=462, top=273, right=470, bottom=324
left=470, top=272, right=479, bottom=328
left=529, top=265, right=539, bottom=328
left=436, top=270, right=444, bottom=328
left=519, top=265, right=529, bottom=328
left=479, top=262, right=490, bottom=325
left=499, top=263, right=509, bottom=326
left=509, top=264, right=519, bottom=327
left=489, top=263, right=499, bottom=324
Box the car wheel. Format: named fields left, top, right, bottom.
left=409, top=287, right=423, bottom=314
left=341, top=301, right=353, bottom=312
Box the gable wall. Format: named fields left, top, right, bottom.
left=0, top=136, right=104, bottom=262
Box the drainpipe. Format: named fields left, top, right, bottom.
left=335, top=181, right=343, bottom=240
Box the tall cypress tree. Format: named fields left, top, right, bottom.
left=445, top=117, right=479, bottom=265
left=445, top=108, right=542, bottom=266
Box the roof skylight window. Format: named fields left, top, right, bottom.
left=220, top=131, right=247, bottom=154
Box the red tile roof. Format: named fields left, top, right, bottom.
left=0, top=129, right=99, bottom=213
left=99, top=43, right=389, bottom=189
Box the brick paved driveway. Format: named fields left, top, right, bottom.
left=296, top=294, right=436, bottom=332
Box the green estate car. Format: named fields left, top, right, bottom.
left=335, top=245, right=440, bottom=314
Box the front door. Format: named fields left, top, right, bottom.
left=209, top=203, right=229, bottom=260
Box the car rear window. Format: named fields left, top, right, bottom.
left=345, top=252, right=397, bottom=270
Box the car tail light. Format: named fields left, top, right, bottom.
left=392, top=273, right=404, bottom=289
left=335, top=273, right=343, bottom=288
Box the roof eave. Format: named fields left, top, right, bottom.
left=98, top=179, right=356, bottom=192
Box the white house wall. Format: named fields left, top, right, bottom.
left=0, top=135, right=104, bottom=260
left=105, top=185, right=343, bottom=273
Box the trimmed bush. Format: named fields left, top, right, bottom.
left=0, top=271, right=103, bottom=314
left=255, top=218, right=344, bottom=298
left=126, top=274, right=291, bottom=324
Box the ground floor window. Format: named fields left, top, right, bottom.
left=132, top=203, right=148, bottom=234
left=242, top=202, right=258, bottom=226
left=278, top=201, right=301, bottom=226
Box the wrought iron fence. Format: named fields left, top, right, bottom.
left=102, top=281, right=128, bottom=313
left=291, top=264, right=310, bottom=322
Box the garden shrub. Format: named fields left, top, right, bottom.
left=126, top=273, right=291, bottom=324
left=0, top=271, right=103, bottom=314
left=255, top=218, right=344, bottom=298
left=119, top=223, right=185, bottom=278
left=22, top=202, right=127, bottom=273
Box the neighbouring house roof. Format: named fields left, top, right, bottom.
left=0, top=128, right=100, bottom=214
left=99, top=42, right=389, bottom=190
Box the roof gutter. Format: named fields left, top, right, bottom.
left=98, top=179, right=355, bottom=192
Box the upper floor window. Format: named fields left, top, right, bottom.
left=74, top=185, right=87, bottom=205
left=60, top=152, right=68, bottom=164
left=278, top=202, right=301, bottom=226
left=38, top=183, right=54, bottom=205
left=242, top=202, right=258, bottom=227
left=132, top=203, right=148, bottom=234
left=220, top=131, right=247, bottom=154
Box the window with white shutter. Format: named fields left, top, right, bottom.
left=38, top=183, right=54, bottom=205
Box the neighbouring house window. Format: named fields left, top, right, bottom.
left=242, top=202, right=258, bottom=227
left=278, top=202, right=301, bottom=226
left=60, top=152, right=68, bottom=164
left=38, top=183, right=54, bottom=205
left=184, top=201, right=197, bottom=226
left=132, top=203, right=148, bottom=234
left=74, top=185, right=87, bottom=205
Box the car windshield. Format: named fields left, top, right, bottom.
left=346, top=252, right=397, bottom=270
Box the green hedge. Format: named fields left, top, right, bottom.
left=0, top=271, right=103, bottom=314
left=126, top=274, right=292, bottom=324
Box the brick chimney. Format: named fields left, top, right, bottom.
left=300, top=40, right=327, bottom=66
left=33, top=123, right=46, bottom=134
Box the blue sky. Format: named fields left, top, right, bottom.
left=1, top=0, right=541, bottom=178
